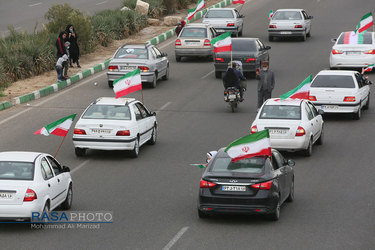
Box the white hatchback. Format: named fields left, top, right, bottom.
left=72, top=97, right=157, bottom=157
left=309, top=70, right=371, bottom=120
left=0, top=152, right=73, bottom=221
left=250, top=98, right=324, bottom=156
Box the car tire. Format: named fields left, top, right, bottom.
left=354, top=105, right=361, bottom=120
left=108, top=81, right=113, bottom=88
left=316, top=126, right=323, bottom=145
left=130, top=138, right=140, bottom=158
left=150, top=73, right=157, bottom=88
left=215, top=71, right=221, bottom=79
left=41, top=202, right=50, bottom=223
left=198, top=209, right=209, bottom=219
left=61, top=184, right=73, bottom=210
left=301, top=32, right=307, bottom=41
left=239, top=26, right=243, bottom=37
left=162, top=65, right=169, bottom=80
left=303, top=138, right=313, bottom=156
left=307, top=28, right=311, bottom=37
left=176, top=56, right=181, bottom=62
left=147, top=125, right=157, bottom=145
left=268, top=199, right=280, bottom=221
left=364, top=95, right=370, bottom=110
left=286, top=178, right=294, bottom=202
left=75, top=148, right=86, bottom=157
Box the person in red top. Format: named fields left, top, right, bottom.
left=175, top=20, right=186, bottom=36
left=56, top=31, right=67, bottom=58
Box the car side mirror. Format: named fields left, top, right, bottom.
left=308, top=16, right=313, bottom=19
left=331, top=38, right=337, bottom=43
left=151, top=111, right=156, bottom=116
left=265, top=46, right=271, bottom=50
left=287, top=159, right=295, bottom=167
left=240, top=14, right=245, bottom=18
left=161, top=52, right=168, bottom=57
left=63, top=166, right=70, bottom=172
left=318, top=109, right=324, bottom=115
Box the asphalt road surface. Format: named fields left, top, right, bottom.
left=0, top=0, right=374, bottom=249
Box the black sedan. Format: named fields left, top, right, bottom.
left=214, top=38, right=271, bottom=78
left=198, top=148, right=295, bottom=220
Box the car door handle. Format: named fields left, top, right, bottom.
left=48, top=184, right=51, bottom=187
left=57, top=179, right=60, bottom=182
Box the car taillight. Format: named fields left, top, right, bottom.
left=269, top=25, right=276, bottom=28
left=294, top=25, right=303, bottom=28
left=215, top=58, right=224, bottom=62
left=24, top=189, right=37, bottom=202
left=175, top=39, right=181, bottom=46
left=204, top=39, right=211, bottom=46
left=108, top=65, right=119, bottom=71
left=332, top=49, right=343, bottom=54
left=295, top=126, right=305, bottom=136
left=343, top=96, right=356, bottom=102
left=308, top=95, right=317, bottom=101
left=251, top=180, right=273, bottom=190
left=200, top=179, right=216, bottom=188
left=116, top=130, right=130, bottom=136
left=246, top=58, right=256, bottom=62
left=227, top=23, right=235, bottom=27
left=138, top=66, right=149, bottom=72
left=74, top=129, right=86, bottom=135
left=364, top=49, right=375, bottom=54
left=251, top=125, right=258, bottom=134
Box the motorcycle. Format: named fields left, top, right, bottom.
left=224, top=87, right=241, bottom=112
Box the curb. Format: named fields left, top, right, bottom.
left=0, top=0, right=233, bottom=112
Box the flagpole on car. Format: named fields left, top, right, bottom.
left=54, top=135, right=67, bottom=158
left=141, top=89, right=145, bottom=105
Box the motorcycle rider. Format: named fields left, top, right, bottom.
left=222, top=62, right=246, bottom=101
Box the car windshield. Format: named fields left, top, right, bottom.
left=337, top=32, right=373, bottom=45
left=311, top=75, right=355, bottom=88
left=260, top=105, right=301, bottom=120
left=0, top=162, right=34, bottom=180
left=232, top=40, right=257, bottom=51
left=82, top=105, right=132, bottom=120
left=114, top=48, right=148, bottom=59
left=180, top=28, right=207, bottom=38
left=209, top=157, right=265, bottom=174
left=206, top=10, right=234, bottom=18
left=273, top=11, right=302, bottom=20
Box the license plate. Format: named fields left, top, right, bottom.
left=346, top=51, right=361, bottom=55
left=0, top=192, right=14, bottom=199
left=91, top=129, right=112, bottom=134
left=185, top=42, right=199, bottom=46
left=216, top=29, right=225, bottom=33
left=269, top=129, right=288, bottom=134
left=280, top=31, right=292, bottom=34
left=222, top=186, right=246, bottom=192
left=321, top=105, right=339, bottom=110
left=120, top=66, right=137, bottom=70
left=229, top=94, right=236, bottom=99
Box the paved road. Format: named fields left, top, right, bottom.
left=1, top=0, right=375, bottom=249
left=0, top=0, right=124, bottom=36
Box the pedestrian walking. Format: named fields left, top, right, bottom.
left=256, top=61, right=275, bottom=111
left=56, top=55, right=68, bottom=82
left=65, top=24, right=81, bottom=68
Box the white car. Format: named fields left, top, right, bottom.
left=202, top=8, right=244, bottom=36
left=268, top=9, right=313, bottom=41
left=330, top=31, right=375, bottom=69
left=250, top=98, right=324, bottom=156
left=0, top=152, right=73, bottom=221
left=72, top=97, right=157, bottom=157
left=309, top=70, right=371, bottom=120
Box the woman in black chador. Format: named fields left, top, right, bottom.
left=65, top=24, right=81, bottom=67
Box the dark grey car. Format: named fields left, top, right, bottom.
left=213, top=38, right=271, bottom=78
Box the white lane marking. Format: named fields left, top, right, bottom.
left=159, top=40, right=175, bottom=49
left=159, top=102, right=171, bottom=110
left=201, top=70, right=214, bottom=79
left=96, top=1, right=108, bottom=5
left=29, top=2, right=42, bottom=7
left=0, top=71, right=107, bottom=126
left=162, top=226, right=189, bottom=250
left=71, top=160, right=90, bottom=174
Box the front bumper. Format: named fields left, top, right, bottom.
left=72, top=136, right=137, bottom=150
left=268, top=29, right=305, bottom=37
left=175, top=48, right=213, bottom=57
left=107, top=71, right=154, bottom=83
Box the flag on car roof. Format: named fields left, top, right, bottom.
left=34, top=114, right=76, bottom=137
left=225, top=130, right=271, bottom=162
left=280, top=75, right=312, bottom=100
left=364, top=64, right=374, bottom=72
left=343, top=31, right=366, bottom=44
left=233, top=0, right=245, bottom=4
left=187, top=0, right=205, bottom=21
left=210, top=32, right=232, bottom=53
left=113, top=68, right=142, bottom=98
left=354, top=12, right=374, bottom=34
left=268, top=10, right=274, bottom=20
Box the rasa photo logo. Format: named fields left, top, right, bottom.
left=30, top=211, right=113, bottom=229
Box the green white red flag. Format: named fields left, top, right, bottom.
left=354, top=12, right=373, bottom=34
left=34, top=114, right=76, bottom=137
left=210, top=32, right=232, bottom=53
left=233, top=0, right=245, bottom=4
left=280, top=75, right=312, bottom=100
left=268, top=10, right=274, bottom=20
left=187, top=0, right=205, bottom=20
left=225, top=130, right=271, bottom=162
left=343, top=31, right=367, bottom=44
left=364, top=64, right=374, bottom=72
left=113, top=68, right=142, bottom=98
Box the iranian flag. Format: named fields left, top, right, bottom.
left=268, top=10, right=274, bottom=20
left=343, top=31, right=366, bottom=44
left=225, top=130, right=271, bottom=162
left=354, top=12, right=374, bottom=34
left=280, top=75, right=312, bottom=100
left=34, top=114, right=76, bottom=137
left=113, top=68, right=142, bottom=98
left=187, top=0, right=205, bottom=21
left=233, top=0, right=245, bottom=4
left=210, top=32, right=232, bottom=53
left=364, top=64, right=374, bottom=72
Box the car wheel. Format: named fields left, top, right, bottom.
left=61, top=184, right=73, bottom=210
left=364, top=95, right=370, bottom=110
left=108, top=81, right=113, bottom=88
left=307, top=28, right=311, bottom=37
left=268, top=35, right=273, bottom=42
left=354, top=105, right=361, bottom=120
left=198, top=209, right=209, bottom=219
left=268, top=199, right=280, bottom=221
left=316, top=126, right=323, bottom=145
left=301, top=32, right=307, bottom=41
left=176, top=56, right=181, bottom=62
left=303, top=138, right=313, bottom=156
left=239, top=26, right=243, bottom=36
left=41, top=203, right=50, bottom=223
left=150, top=73, right=157, bottom=88
left=162, top=65, right=169, bottom=80
left=215, top=71, right=221, bottom=79
left=130, top=138, right=140, bottom=158
left=286, top=178, right=294, bottom=202
left=147, top=125, right=157, bottom=145
left=75, top=148, right=86, bottom=157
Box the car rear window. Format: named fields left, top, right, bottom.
left=232, top=40, right=257, bottom=51
left=273, top=11, right=302, bottom=20
left=209, top=157, right=265, bottom=174
left=206, top=10, right=234, bottom=18
left=337, top=32, right=373, bottom=44
left=260, top=105, right=301, bottom=120
left=180, top=28, right=207, bottom=38
left=114, top=48, right=148, bottom=59
left=0, top=162, right=34, bottom=180
left=82, top=105, right=132, bottom=120
left=311, top=75, right=355, bottom=88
